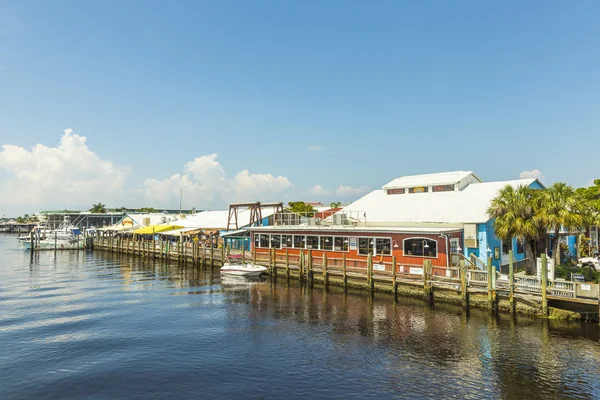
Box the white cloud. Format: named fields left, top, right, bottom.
left=309, top=184, right=332, bottom=196
left=307, top=145, right=323, bottom=151
left=139, top=154, right=292, bottom=209
left=307, top=184, right=370, bottom=202
left=335, top=185, right=370, bottom=198
left=519, top=169, right=545, bottom=182
left=0, top=128, right=129, bottom=213
left=0, top=129, right=294, bottom=215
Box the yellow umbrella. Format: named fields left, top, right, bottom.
left=131, top=224, right=184, bottom=235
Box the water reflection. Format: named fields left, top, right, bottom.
left=3, top=241, right=600, bottom=400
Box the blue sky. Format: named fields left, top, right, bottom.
left=1, top=1, right=599, bottom=215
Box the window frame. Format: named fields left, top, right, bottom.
left=402, top=237, right=438, bottom=258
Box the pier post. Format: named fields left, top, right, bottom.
left=541, top=253, right=548, bottom=316
left=460, top=260, right=468, bottom=308
left=392, top=256, right=397, bottom=302
left=308, top=250, right=314, bottom=286
left=367, top=254, right=374, bottom=293
left=54, top=231, right=57, bottom=251
left=209, top=234, right=214, bottom=266
left=299, top=251, right=304, bottom=284
left=323, top=253, right=328, bottom=288
left=242, top=246, right=245, bottom=264
left=424, top=259, right=433, bottom=301
left=509, top=250, right=515, bottom=313
left=272, top=248, right=277, bottom=276
left=285, top=249, right=290, bottom=279
left=343, top=253, right=347, bottom=291
left=487, top=257, right=494, bottom=309
left=252, top=241, right=256, bottom=266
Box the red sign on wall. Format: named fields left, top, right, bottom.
left=387, top=188, right=405, bottom=195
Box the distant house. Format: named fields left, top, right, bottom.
left=248, top=171, right=544, bottom=273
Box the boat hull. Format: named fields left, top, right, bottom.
left=220, top=263, right=268, bottom=276
left=22, top=240, right=84, bottom=250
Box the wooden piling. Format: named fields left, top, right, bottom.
left=241, top=246, right=245, bottom=264
left=541, top=253, right=548, bottom=316
left=367, top=254, right=374, bottom=293
left=487, top=257, right=493, bottom=308
left=392, top=256, right=397, bottom=302
left=342, top=253, right=348, bottom=291
left=285, top=249, right=290, bottom=279
left=509, top=250, right=515, bottom=313
left=308, top=250, right=313, bottom=285
left=424, top=259, right=433, bottom=301
left=460, top=260, right=468, bottom=308
left=323, top=253, right=328, bottom=288
left=272, top=248, right=277, bottom=276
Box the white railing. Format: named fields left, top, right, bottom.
left=468, top=270, right=488, bottom=285
left=515, top=277, right=541, bottom=295
left=549, top=280, right=575, bottom=298
left=272, top=211, right=367, bottom=228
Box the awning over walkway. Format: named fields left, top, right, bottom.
left=220, top=228, right=249, bottom=238
left=158, top=228, right=204, bottom=237
left=131, top=224, right=184, bottom=234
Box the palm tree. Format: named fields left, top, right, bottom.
left=330, top=201, right=342, bottom=208
left=537, top=182, right=589, bottom=266
left=487, top=185, right=543, bottom=270
left=89, top=203, right=107, bottom=213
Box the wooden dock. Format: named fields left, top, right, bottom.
left=92, top=237, right=600, bottom=322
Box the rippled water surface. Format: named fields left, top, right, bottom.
left=2, top=235, right=600, bottom=399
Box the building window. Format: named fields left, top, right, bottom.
left=306, top=235, right=319, bottom=249
left=432, top=184, right=454, bottom=192
left=516, top=238, right=524, bottom=254
left=320, top=236, right=333, bottom=251
left=334, top=237, right=349, bottom=251
left=358, top=237, right=372, bottom=255
left=258, top=234, right=269, bottom=248
left=293, top=235, right=304, bottom=249
left=282, top=235, right=293, bottom=248
left=502, top=240, right=510, bottom=255
left=270, top=234, right=281, bottom=249
left=408, top=186, right=429, bottom=193
left=387, top=188, right=405, bottom=195
left=403, top=238, right=437, bottom=258
left=376, top=238, right=391, bottom=255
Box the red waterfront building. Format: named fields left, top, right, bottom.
left=247, top=171, right=544, bottom=273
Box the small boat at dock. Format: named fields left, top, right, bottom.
left=220, top=254, right=268, bottom=276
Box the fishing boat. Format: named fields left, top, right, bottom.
left=20, top=217, right=84, bottom=250
left=220, top=254, right=268, bottom=276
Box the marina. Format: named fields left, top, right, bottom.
left=1, top=234, right=600, bottom=399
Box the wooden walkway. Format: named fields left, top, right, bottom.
left=92, top=237, right=600, bottom=321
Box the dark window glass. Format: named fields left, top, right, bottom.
left=376, top=238, right=391, bottom=255
left=403, top=238, right=438, bottom=257
left=516, top=238, right=524, bottom=254
left=306, top=236, right=319, bottom=249
left=359, top=237, right=372, bottom=255
left=270, top=235, right=281, bottom=249
left=320, top=236, right=333, bottom=251
left=258, top=234, right=269, bottom=248
left=293, top=235, right=304, bottom=249
left=334, top=237, right=349, bottom=251
left=502, top=240, right=510, bottom=254
left=282, top=235, right=293, bottom=248
left=409, top=187, right=429, bottom=193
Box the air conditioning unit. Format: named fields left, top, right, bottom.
left=465, top=239, right=478, bottom=248
left=143, top=217, right=151, bottom=225
left=333, top=213, right=348, bottom=225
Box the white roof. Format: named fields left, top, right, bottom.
left=171, top=207, right=279, bottom=230
left=382, top=170, right=479, bottom=189
left=344, top=178, right=537, bottom=225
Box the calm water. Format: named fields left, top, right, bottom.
left=1, top=235, right=600, bottom=400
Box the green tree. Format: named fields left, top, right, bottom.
left=16, top=216, right=24, bottom=224
left=487, top=185, right=544, bottom=270
left=330, top=201, right=342, bottom=208
left=89, top=203, right=107, bottom=213
left=137, top=207, right=158, bottom=213
left=287, top=201, right=316, bottom=216
left=538, top=182, right=589, bottom=267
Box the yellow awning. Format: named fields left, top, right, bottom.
left=131, top=225, right=184, bottom=235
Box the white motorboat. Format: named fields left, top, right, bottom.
left=20, top=216, right=84, bottom=250
left=220, top=254, right=268, bottom=276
